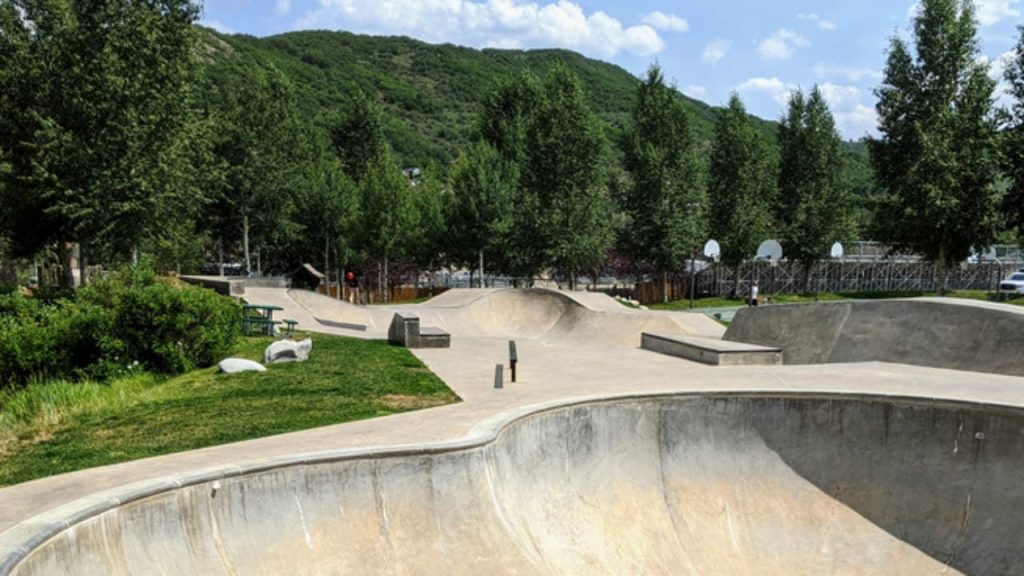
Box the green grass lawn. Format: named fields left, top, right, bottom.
left=648, top=290, right=1024, bottom=311
left=0, top=334, right=459, bottom=487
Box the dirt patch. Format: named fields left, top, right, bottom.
left=379, top=394, right=450, bottom=411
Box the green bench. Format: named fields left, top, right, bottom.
left=282, top=319, right=298, bottom=337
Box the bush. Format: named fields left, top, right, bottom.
left=0, top=268, right=240, bottom=389
left=0, top=295, right=109, bottom=385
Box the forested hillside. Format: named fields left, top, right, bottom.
left=201, top=28, right=788, bottom=168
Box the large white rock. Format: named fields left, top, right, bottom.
left=218, top=358, right=267, bottom=373
left=264, top=338, right=313, bottom=364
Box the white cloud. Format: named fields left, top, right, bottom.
left=641, top=11, right=688, bottom=32
left=975, top=0, right=1020, bottom=26
left=834, top=103, right=878, bottom=138
left=294, top=0, right=666, bottom=58
left=702, top=39, right=730, bottom=64
left=813, top=64, right=883, bottom=83
left=736, top=77, right=796, bottom=105
left=201, top=19, right=236, bottom=34
left=683, top=85, right=707, bottom=99
left=275, top=0, right=292, bottom=15
left=757, top=29, right=808, bottom=60
left=797, top=13, right=836, bottom=30
left=819, top=83, right=879, bottom=137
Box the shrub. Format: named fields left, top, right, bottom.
left=0, top=294, right=109, bottom=386
left=79, top=269, right=241, bottom=375
left=0, top=268, right=240, bottom=389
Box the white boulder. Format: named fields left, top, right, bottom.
left=218, top=358, right=267, bottom=374
left=264, top=338, right=313, bottom=364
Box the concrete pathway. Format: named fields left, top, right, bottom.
left=2, top=288, right=1024, bottom=536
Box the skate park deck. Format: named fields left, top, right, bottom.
left=2, top=288, right=1024, bottom=575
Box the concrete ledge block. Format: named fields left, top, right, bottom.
left=641, top=333, right=782, bottom=366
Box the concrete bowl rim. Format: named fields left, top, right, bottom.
left=3, top=387, right=1024, bottom=574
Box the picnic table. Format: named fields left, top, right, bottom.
left=242, top=304, right=284, bottom=336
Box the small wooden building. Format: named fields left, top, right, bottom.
left=289, top=263, right=325, bottom=290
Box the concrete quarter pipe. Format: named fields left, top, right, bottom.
left=6, top=394, right=1024, bottom=575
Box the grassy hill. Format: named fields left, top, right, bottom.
left=199, top=29, right=788, bottom=167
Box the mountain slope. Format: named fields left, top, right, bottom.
left=200, top=29, right=783, bottom=168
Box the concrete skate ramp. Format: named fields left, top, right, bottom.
left=289, top=288, right=724, bottom=347
left=8, top=393, right=1024, bottom=575
left=725, top=298, right=1024, bottom=376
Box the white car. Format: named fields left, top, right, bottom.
left=1000, top=270, right=1024, bottom=294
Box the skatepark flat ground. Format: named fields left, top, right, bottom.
left=3, top=287, right=1024, bottom=574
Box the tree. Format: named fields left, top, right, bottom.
left=407, top=166, right=448, bottom=289
left=475, top=72, right=547, bottom=279
left=477, top=71, right=544, bottom=167
left=524, top=64, right=615, bottom=288
left=709, top=94, right=777, bottom=296
left=358, top=148, right=417, bottom=300
left=870, top=0, right=1001, bottom=294
left=778, top=87, right=854, bottom=292
left=447, top=142, right=517, bottom=284
left=291, top=150, right=361, bottom=281
left=330, top=91, right=389, bottom=182
left=622, top=65, right=706, bottom=302
left=0, top=0, right=201, bottom=284
left=1000, top=26, right=1024, bottom=239
left=209, top=65, right=307, bottom=274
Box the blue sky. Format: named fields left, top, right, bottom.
left=199, top=0, right=1024, bottom=140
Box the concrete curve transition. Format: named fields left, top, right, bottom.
left=725, top=298, right=1024, bottom=376
left=5, top=392, right=1024, bottom=575
left=3, top=289, right=1024, bottom=575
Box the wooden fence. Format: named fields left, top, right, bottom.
left=316, top=283, right=449, bottom=304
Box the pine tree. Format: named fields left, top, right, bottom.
left=777, top=87, right=854, bottom=292
left=623, top=64, right=707, bottom=302
left=708, top=94, right=777, bottom=296
left=869, top=0, right=1001, bottom=294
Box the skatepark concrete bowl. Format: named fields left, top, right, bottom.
left=5, top=392, right=1024, bottom=575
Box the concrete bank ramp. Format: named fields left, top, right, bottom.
left=289, top=288, right=723, bottom=347
left=725, top=298, right=1024, bottom=376
left=8, top=394, right=1024, bottom=575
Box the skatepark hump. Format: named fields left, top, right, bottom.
left=288, top=287, right=726, bottom=347
left=7, top=393, right=1024, bottom=575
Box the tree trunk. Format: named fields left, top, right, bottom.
left=479, top=250, right=485, bottom=289
left=937, top=244, right=948, bottom=297
left=803, top=264, right=812, bottom=295
left=383, top=258, right=389, bottom=303
left=324, top=237, right=329, bottom=283
left=661, top=270, right=669, bottom=304
left=78, top=241, right=88, bottom=287
left=58, top=243, right=75, bottom=289
left=218, top=240, right=225, bottom=277
left=732, top=262, right=741, bottom=299
left=242, top=213, right=251, bottom=275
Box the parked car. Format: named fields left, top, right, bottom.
left=999, top=270, right=1024, bottom=294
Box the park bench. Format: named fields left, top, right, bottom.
left=282, top=319, right=298, bottom=337
left=388, top=313, right=450, bottom=348
left=242, top=304, right=284, bottom=336
left=641, top=333, right=782, bottom=367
